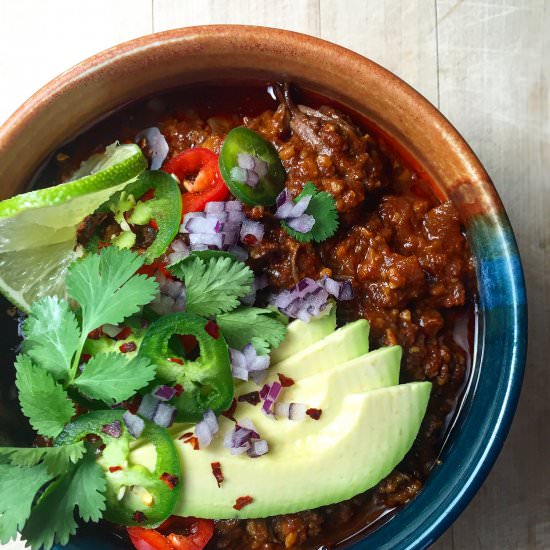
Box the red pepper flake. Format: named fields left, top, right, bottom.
left=167, top=357, right=184, bottom=365
left=149, top=219, right=159, bottom=231
left=132, top=511, right=147, bottom=523
left=160, top=472, right=179, bottom=489
left=204, top=320, right=220, bottom=339
left=221, top=398, right=237, bottom=422
left=119, top=342, right=137, bottom=353
left=306, top=408, right=323, bottom=420
left=124, top=394, right=142, bottom=415
left=242, top=234, right=258, bottom=246
left=238, top=391, right=261, bottom=406
left=87, top=328, right=103, bottom=340
left=277, top=373, right=295, bottom=387
left=173, top=383, right=184, bottom=396
left=184, top=436, right=199, bottom=450
left=115, top=326, right=133, bottom=341
left=81, top=354, right=91, bottom=363
left=179, top=432, right=193, bottom=440
left=233, top=496, right=254, bottom=511
left=211, top=462, right=224, bottom=487
left=140, top=188, right=156, bottom=201
left=108, top=466, right=123, bottom=473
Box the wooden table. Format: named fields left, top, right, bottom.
left=1, top=1, right=547, bottom=548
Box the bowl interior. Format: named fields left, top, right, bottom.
left=0, top=26, right=526, bottom=550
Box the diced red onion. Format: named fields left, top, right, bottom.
left=248, top=439, right=269, bottom=457
left=122, top=411, right=145, bottom=438
left=286, top=213, right=315, bottom=233
left=101, top=420, right=122, bottom=438
left=261, top=381, right=282, bottom=415
left=172, top=239, right=189, bottom=253
left=137, top=393, right=160, bottom=420
left=102, top=324, right=121, bottom=338
left=271, top=278, right=331, bottom=322
left=230, top=345, right=270, bottom=382
left=153, top=403, right=177, bottom=428
left=225, top=201, right=243, bottom=212
left=135, top=127, right=169, bottom=170
left=189, top=233, right=224, bottom=248
left=227, top=210, right=245, bottom=223
left=240, top=219, right=264, bottom=244
left=289, top=195, right=312, bottom=218
left=153, top=385, right=177, bottom=401
left=195, top=409, right=219, bottom=449
left=275, top=402, right=307, bottom=421
left=223, top=419, right=262, bottom=455
left=276, top=189, right=289, bottom=208
left=319, top=275, right=355, bottom=301
left=185, top=216, right=222, bottom=234
left=205, top=201, right=226, bottom=214
left=207, top=211, right=228, bottom=222
left=168, top=250, right=190, bottom=265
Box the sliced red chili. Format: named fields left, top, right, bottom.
left=128, top=526, right=173, bottom=550
left=109, top=465, right=123, bottom=473
left=210, top=462, right=224, bottom=488
left=140, top=188, right=156, bottom=202
left=149, top=219, right=159, bottom=231
left=167, top=357, right=184, bottom=365
left=233, top=496, right=254, bottom=511
left=183, top=436, right=199, bottom=450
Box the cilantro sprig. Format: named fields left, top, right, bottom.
left=281, top=182, right=339, bottom=243
left=15, top=248, right=158, bottom=439
left=169, top=254, right=254, bottom=316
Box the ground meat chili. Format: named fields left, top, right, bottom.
left=1, top=83, right=476, bottom=549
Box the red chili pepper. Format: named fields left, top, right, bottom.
left=109, top=465, right=123, bottom=473
left=183, top=436, right=199, bottom=450
left=81, top=354, right=91, bottom=363
left=129, top=519, right=215, bottom=550
left=277, top=373, right=295, bottom=387
left=162, top=148, right=229, bottom=216
left=237, top=391, right=261, bottom=406
left=128, top=527, right=173, bottom=550
left=167, top=357, right=184, bottom=365
left=141, top=188, right=156, bottom=202
left=149, top=219, right=159, bottom=231
left=137, top=260, right=173, bottom=280
left=211, top=462, right=224, bottom=488
left=221, top=398, right=237, bottom=422
left=306, top=408, right=323, bottom=420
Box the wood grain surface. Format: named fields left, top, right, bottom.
left=0, top=1, right=548, bottom=548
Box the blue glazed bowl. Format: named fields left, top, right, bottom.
left=0, top=26, right=526, bottom=550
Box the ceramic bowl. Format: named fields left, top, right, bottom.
left=0, top=26, right=526, bottom=550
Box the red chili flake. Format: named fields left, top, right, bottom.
left=160, top=472, right=179, bottom=489
left=277, top=373, right=295, bottom=387
left=125, top=394, right=142, bottom=415
left=179, top=432, right=193, bottom=440
left=81, top=354, right=91, bottom=363
left=174, top=383, right=184, bottom=396
left=132, top=511, right=147, bottom=523
left=221, top=398, right=237, bottom=422
left=140, top=188, right=156, bottom=201
left=306, top=408, right=323, bottom=420
left=204, top=320, right=220, bottom=339
left=115, top=326, right=133, bottom=341
left=242, top=234, right=258, bottom=246
left=233, top=496, right=254, bottom=511
left=184, top=436, right=199, bottom=450
left=211, top=462, right=224, bottom=487
left=167, top=357, right=184, bottom=365
left=119, top=342, right=137, bottom=353
left=149, top=219, right=159, bottom=231
left=238, top=391, right=261, bottom=406
left=108, top=466, right=123, bottom=473
left=88, top=328, right=103, bottom=340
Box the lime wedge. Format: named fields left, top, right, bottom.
left=0, top=143, right=147, bottom=311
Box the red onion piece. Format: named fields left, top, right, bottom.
left=205, top=201, right=226, bottom=214
left=122, top=411, right=145, bottom=438
left=195, top=409, right=219, bottom=449
left=189, top=233, right=224, bottom=248
left=137, top=393, right=160, bottom=420
left=225, top=201, right=243, bottom=212
left=261, top=381, right=282, bottom=415
left=248, top=439, right=269, bottom=457
left=153, top=403, right=177, bottom=428
left=286, top=213, right=315, bottom=233
left=186, top=216, right=222, bottom=234
left=101, top=420, right=122, bottom=438
left=289, top=195, right=312, bottom=218
left=230, top=345, right=270, bottom=381
left=153, top=385, right=177, bottom=401
left=271, top=278, right=331, bottom=322
left=240, top=219, right=264, bottom=244
left=135, top=127, right=169, bottom=170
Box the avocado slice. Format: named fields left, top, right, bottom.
left=270, top=305, right=337, bottom=364
left=174, top=381, right=431, bottom=518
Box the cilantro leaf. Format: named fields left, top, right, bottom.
left=22, top=295, right=80, bottom=382
left=22, top=450, right=106, bottom=550
left=15, top=355, right=75, bottom=438
left=0, top=442, right=86, bottom=477
left=0, top=463, right=53, bottom=544
left=74, top=352, right=156, bottom=405
left=282, top=182, right=339, bottom=243
left=170, top=256, right=254, bottom=316
left=217, top=307, right=287, bottom=354
left=66, top=247, right=158, bottom=337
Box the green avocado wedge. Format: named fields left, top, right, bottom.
left=174, top=380, right=431, bottom=519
